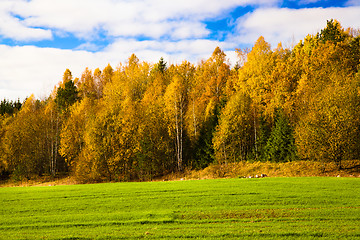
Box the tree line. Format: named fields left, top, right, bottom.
left=1, top=20, right=359, bottom=182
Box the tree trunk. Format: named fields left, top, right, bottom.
left=174, top=94, right=183, bottom=172
left=179, top=96, right=183, bottom=171
left=192, top=101, right=197, bottom=138
left=253, top=108, right=258, bottom=159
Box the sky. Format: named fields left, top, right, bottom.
left=1, top=0, right=360, bottom=101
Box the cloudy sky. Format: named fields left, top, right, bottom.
left=1, top=0, right=360, bottom=101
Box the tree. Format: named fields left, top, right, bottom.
left=76, top=68, right=97, bottom=99
left=43, top=99, right=64, bottom=176
left=319, top=19, right=347, bottom=44
left=55, top=69, right=78, bottom=113
left=155, top=57, right=167, bottom=73
left=164, top=61, right=194, bottom=171
left=2, top=95, right=51, bottom=179
left=136, top=62, right=174, bottom=179
left=294, top=31, right=360, bottom=169
left=55, top=80, right=78, bottom=112
left=0, top=114, right=12, bottom=178
left=186, top=47, right=230, bottom=168
left=0, top=99, right=22, bottom=115
left=59, top=97, right=95, bottom=170
left=263, top=109, right=297, bottom=162
left=296, top=82, right=360, bottom=169
left=265, top=43, right=299, bottom=121
left=96, top=64, right=114, bottom=98
left=1, top=20, right=359, bottom=182
left=74, top=54, right=153, bottom=182
left=235, top=37, right=276, bottom=158
left=213, top=91, right=254, bottom=163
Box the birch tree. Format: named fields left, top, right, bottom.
left=164, top=61, right=193, bottom=171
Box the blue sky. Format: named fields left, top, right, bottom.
left=0, top=0, right=359, bottom=100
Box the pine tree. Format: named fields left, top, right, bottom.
left=319, top=19, right=347, bottom=44
left=264, top=109, right=296, bottom=162
left=55, top=80, right=78, bottom=113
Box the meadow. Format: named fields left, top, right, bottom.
left=0, top=177, right=359, bottom=239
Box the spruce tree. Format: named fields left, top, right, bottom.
left=264, top=109, right=297, bottom=162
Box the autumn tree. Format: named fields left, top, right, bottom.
left=59, top=97, right=95, bottom=171
left=186, top=47, right=230, bottom=168
left=76, top=68, right=98, bottom=99
left=73, top=54, right=153, bottom=181
left=294, top=22, right=360, bottom=169
left=0, top=114, right=11, bottom=178
left=135, top=58, right=174, bottom=179
left=2, top=96, right=52, bottom=179
left=235, top=37, right=276, bottom=159
left=164, top=61, right=195, bottom=171
left=213, top=91, right=254, bottom=163
left=0, top=99, right=22, bottom=176
left=1, top=20, right=359, bottom=182
left=95, top=64, right=114, bottom=98
left=296, top=82, right=360, bottom=169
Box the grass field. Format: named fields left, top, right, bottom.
left=0, top=177, right=359, bottom=239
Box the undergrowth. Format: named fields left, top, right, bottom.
left=1, top=160, right=359, bottom=187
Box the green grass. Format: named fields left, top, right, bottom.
left=0, top=177, right=359, bottom=239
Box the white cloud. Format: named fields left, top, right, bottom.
left=3, top=0, right=360, bottom=101
left=100, top=38, right=237, bottom=65
left=7, top=0, right=280, bottom=41
left=0, top=45, right=103, bottom=100
left=295, top=0, right=322, bottom=4
left=75, top=42, right=102, bottom=52
left=12, top=0, right=214, bottom=40
left=346, top=0, right=360, bottom=6
left=0, top=0, right=282, bottom=43
left=0, top=39, right=237, bottom=100
left=0, top=0, right=52, bottom=41
left=232, top=6, right=360, bottom=48
left=170, top=21, right=210, bottom=39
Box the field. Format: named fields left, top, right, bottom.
left=0, top=177, right=359, bottom=239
